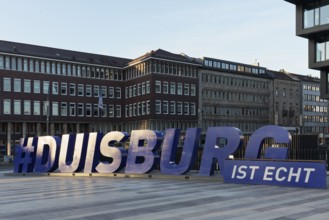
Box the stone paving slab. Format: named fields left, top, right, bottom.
left=1, top=169, right=329, bottom=220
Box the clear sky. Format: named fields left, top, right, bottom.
left=0, top=0, right=319, bottom=77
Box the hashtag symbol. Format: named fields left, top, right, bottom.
left=13, top=145, right=34, bottom=173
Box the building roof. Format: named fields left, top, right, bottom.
left=284, top=0, right=314, bottom=4
left=0, top=40, right=132, bottom=68
left=288, top=73, right=320, bottom=83
left=128, top=49, right=200, bottom=66
left=269, top=70, right=299, bottom=81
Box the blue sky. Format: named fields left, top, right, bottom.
left=0, top=0, right=319, bottom=77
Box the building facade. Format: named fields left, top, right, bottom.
left=285, top=0, right=329, bottom=99
left=0, top=40, right=326, bottom=156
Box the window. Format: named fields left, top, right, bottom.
left=86, top=85, right=92, bottom=97
left=61, top=102, right=67, bottom=116
left=116, top=105, right=121, bottom=118
left=69, top=103, right=76, bottom=116
left=14, top=100, right=21, bottom=115
left=78, top=84, right=84, bottom=96
left=43, top=81, right=50, bottom=94
left=184, top=102, right=189, bottom=115
left=52, top=82, right=59, bottom=95
left=52, top=102, right=59, bottom=116
left=101, top=104, right=107, bottom=117
left=155, top=100, right=161, bottom=114
left=155, top=80, right=161, bottom=93
left=142, top=82, right=146, bottom=94
left=146, top=81, right=150, bottom=93
left=14, top=78, right=21, bottom=92
left=191, top=84, right=196, bottom=96
left=108, top=87, right=114, bottom=98
left=86, top=104, right=92, bottom=116
left=0, top=55, right=3, bottom=69
left=34, top=80, right=40, bottom=93
left=116, top=87, right=121, bottom=99
left=24, top=79, right=31, bottom=93
left=3, top=100, right=11, bottom=114
left=78, top=103, right=84, bottom=116
left=191, top=102, right=196, bottom=115
left=177, top=102, right=182, bottom=115
left=170, top=82, right=176, bottom=94
left=163, top=81, right=169, bottom=94
left=60, top=82, right=67, bottom=95
left=34, top=101, right=40, bottom=115
left=170, top=101, right=176, bottom=114
left=101, top=86, right=107, bottom=97
left=69, top=83, right=76, bottom=96
left=93, top=85, right=99, bottom=97
left=24, top=100, right=31, bottom=115
left=146, top=100, right=150, bottom=114
left=184, top=84, right=189, bottom=95
left=93, top=104, right=99, bottom=117
left=4, top=78, right=11, bottom=91
left=163, top=101, right=168, bottom=114
left=109, top=105, right=114, bottom=117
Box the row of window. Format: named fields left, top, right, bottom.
left=155, top=81, right=196, bottom=96
left=303, top=105, right=328, bottom=113
left=0, top=54, right=123, bottom=80
left=303, top=1, right=329, bottom=28
left=202, top=73, right=269, bottom=90
left=125, top=81, right=151, bottom=98
left=303, top=115, right=328, bottom=123
left=2, top=99, right=122, bottom=118
left=202, top=106, right=268, bottom=117
left=2, top=77, right=122, bottom=98
left=204, top=59, right=266, bottom=75
left=316, top=39, right=329, bottom=62
left=303, top=93, right=327, bottom=102
left=155, top=100, right=196, bottom=116
left=303, top=84, right=320, bottom=91
left=275, top=88, right=299, bottom=99
left=202, top=89, right=268, bottom=104
left=126, top=60, right=198, bottom=80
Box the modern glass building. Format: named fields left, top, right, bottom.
left=285, top=0, right=329, bottom=99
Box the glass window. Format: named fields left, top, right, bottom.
left=61, top=82, right=67, bottom=95
left=4, top=78, right=11, bottom=91
left=34, top=101, right=40, bottom=115
left=78, top=84, right=84, bottom=96
left=116, top=87, right=121, bottom=99
left=61, top=102, right=67, bottom=116
left=304, top=6, right=314, bottom=28
left=69, top=103, right=76, bottom=116
left=14, top=78, right=21, bottom=92
left=116, top=105, right=121, bottom=118
left=108, top=105, right=114, bottom=117
left=108, top=87, right=114, bottom=98
left=142, top=82, right=146, bottom=94
left=191, top=84, right=196, bottom=96
left=163, top=101, right=168, bottom=114
left=101, top=86, right=107, bottom=97
left=177, top=102, right=182, bottom=115
left=69, top=83, right=76, bottom=96
left=5, top=56, right=10, bottom=70
left=170, top=82, right=176, bottom=94
left=14, top=100, right=21, bottom=115
left=321, top=4, right=329, bottom=25
left=86, top=104, right=92, bottom=117
left=34, top=80, right=40, bottom=93
left=155, top=100, right=161, bottom=114
left=40, top=60, right=45, bottom=73
left=29, top=59, right=34, bottom=72
left=3, top=99, right=11, bottom=114
left=146, top=81, right=150, bottom=93
left=86, top=85, right=91, bottom=97
left=93, top=85, right=99, bottom=97
left=52, top=82, right=58, bottom=95
left=0, top=55, right=3, bottom=69
left=52, top=102, right=59, bottom=116
left=11, top=57, right=16, bottom=70
left=24, top=79, right=31, bottom=93
left=17, top=57, right=22, bottom=71
left=67, top=64, right=72, bottom=76
left=191, top=102, right=196, bottom=115
left=24, top=100, right=31, bottom=115
left=23, top=58, right=28, bottom=71
left=163, top=81, right=168, bottom=94
left=316, top=41, right=325, bottom=62
left=93, top=104, right=99, bottom=117
left=101, top=104, right=107, bottom=117
left=170, top=101, right=176, bottom=114
left=155, top=80, right=161, bottom=93
left=35, top=60, right=40, bottom=72
left=78, top=103, right=84, bottom=116
left=184, top=102, right=189, bottom=115
left=43, top=81, right=50, bottom=94
left=184, top=84, right=189, bottom=95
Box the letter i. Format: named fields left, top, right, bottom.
left=231, top=165, right=237, bottom=179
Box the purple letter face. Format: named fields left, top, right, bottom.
left=125, top=130, right=162, bottom=174
left=244, top=125, right=291, bottom=159
left=14, top=137, right=38, bottom=173
left=160, top=128, right=201, bottom=175
left=34, top=136, right=61, bottom=173
left=58, top=133, right=89, bottom=173
left=96, top=131, right=129, bottom=173
left=199, top=127, right=243, bottom=176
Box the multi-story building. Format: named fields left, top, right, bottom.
left=270, top=70, right=301, bottom=131
left=200, top=57, right=272, bottom=134
left=284, top=0, right=329, bottom=99
left=289, top=73, right=328, bottom=136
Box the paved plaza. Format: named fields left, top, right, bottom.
left=1, top=167, right=329, bottom=220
